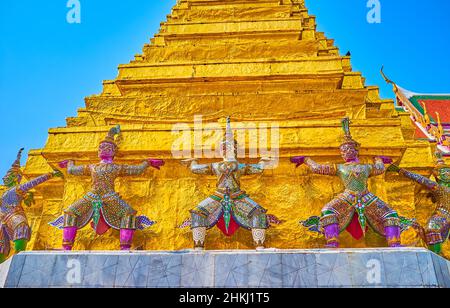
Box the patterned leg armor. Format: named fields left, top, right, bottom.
left=384, top=215, right=402, bottom=247
left=426, top=230, right=443, bottom=252
left=364, top=199, right=402, bottom=247
left=0, top=227, right=9, bottom=263
left=62, top=227, right=78, bottom=251
left=119, top=229, right=135, bottom=250
left=252, top=229, right=266, bottom=250
left=119, top=213, right=137, bottom=250
left=321, top=213, right=340, bottom=248
left=192, top=227, right=206, bottom=251
left=191, top=209, right=209, bottom=251
left=424, top=213, right=447, bottom=254
left=12, top=222, right=31, bottom=243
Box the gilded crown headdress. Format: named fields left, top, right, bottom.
left=434, top=148, right=448, bottom=169
left=3, top=148, right=24, bottom=186
left=340, top=117, right=360, bottom=149
left=100, top=125, right=121, bottom=147
left=432, top=149, right=449, bottom=182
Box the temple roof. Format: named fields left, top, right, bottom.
left=397, top=86, right=450, bottom=124
left=382, top=68, right=450, bottom=154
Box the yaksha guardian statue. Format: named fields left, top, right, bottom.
left=388, top=150, right=449, bottom=254
left=50, top=125, right=164, bottom=250
left=182, top=118, right=276, bottom=250
left=0, top=149, right=62, bottom=263
left=291, top=118, right=402, bottom=248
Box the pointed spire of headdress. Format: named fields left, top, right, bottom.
left=101, top=125, right=121, bottom=146
left=225, top=117, right=233, bottom=144
left=222, top=117, right=237, bottom=161
left=435, top=148, right=446, bottom=166
left=433, top=148, right=449, bottom=182
left=340, top=117, right=360, bottom=148
left=3, top=148, right=24, bottom=186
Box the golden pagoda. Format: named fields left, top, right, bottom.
left=20, top=0, right=448, bottom=257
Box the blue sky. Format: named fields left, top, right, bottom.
left=0, top=0, right=449, bottom=178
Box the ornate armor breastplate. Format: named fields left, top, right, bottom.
left=215, top=161, right=240, bottom=193
left=338, top=164, right=371, bottom=193
left=90, top=164, right=119, bottom=195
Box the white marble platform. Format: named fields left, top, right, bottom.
left=0, top=248, right=449, bottom=288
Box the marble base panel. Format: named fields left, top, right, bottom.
left=0, top=248, right=448, bottom=288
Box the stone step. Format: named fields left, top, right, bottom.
left=172, top=6, right=295, bottom=22
left=116, top=57, right=347, bottom=81
left=1, top=248, right=448, bottom=288
left=182, top=0, right=284, bottom=9
left=141, top=40, right=321, bottom=63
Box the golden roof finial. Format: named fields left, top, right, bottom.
left=443, top=137, right=450, bottom=147
left=421, top=102, right=431, bottom=127
left=436, top=112, right=444, bottom=137
left=380, top=66, right=398, bottom=93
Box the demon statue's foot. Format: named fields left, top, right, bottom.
left=120, top=229, right=135, bottom=251
left=429, top=243, right=442, bottom=254
left=0, top=254, right=6, bottom=264
left=13, top=239, right=28, bottom=252
left=252, top=229, right=266, bottom=250
left=323, top=223, right=340, bottom=249
left=62, top=226, right=78, bottom=251
left=192, top=227, right=206, bottom=251
left=325, top=241, right=339, bottom=249
left=385, top=226, right=402, bottom=248
left=388, top=243, right=403, bottom=248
